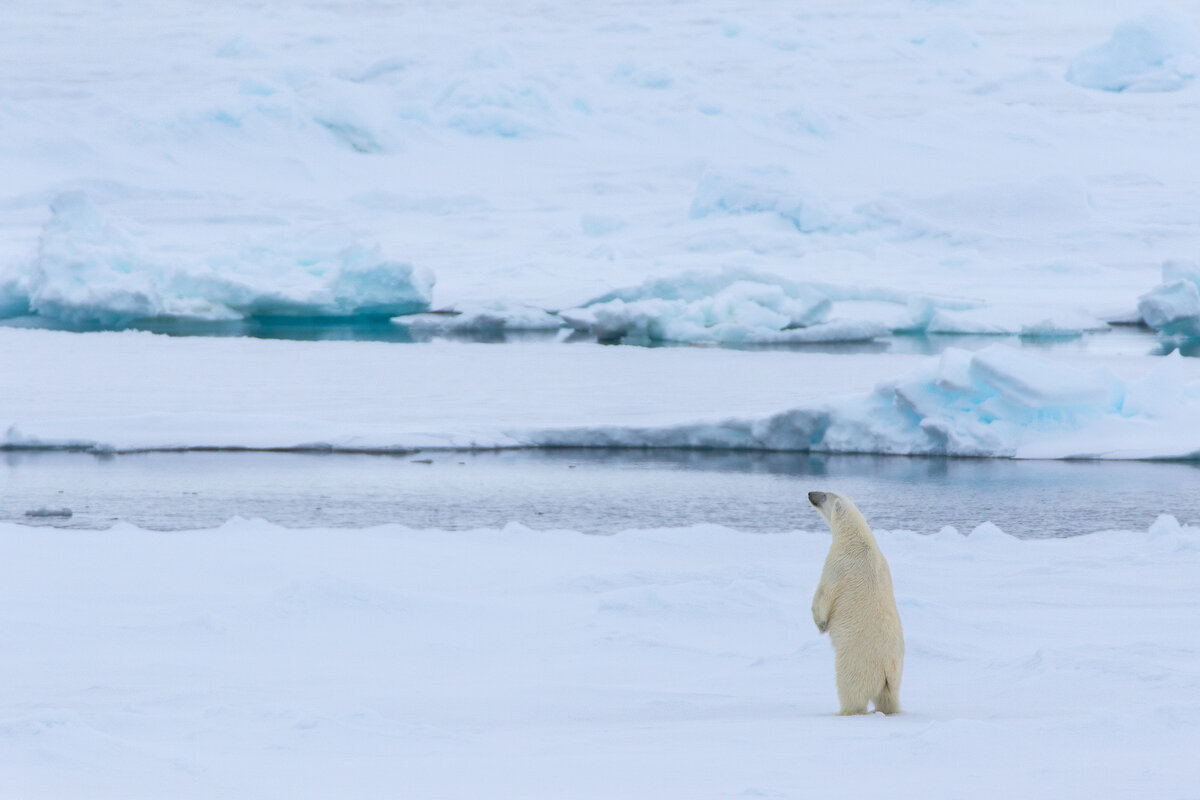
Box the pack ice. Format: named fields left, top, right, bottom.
left=0, top=1, right=1189, bottom=336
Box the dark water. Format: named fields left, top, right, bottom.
left=2, top=449, right=1196, bottom=538
left=2, top=315, right=1180, bottom=356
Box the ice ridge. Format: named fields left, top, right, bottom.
left=0, top=193, right=433, bottom=327
left=525, top=345, right=1200, bottom=459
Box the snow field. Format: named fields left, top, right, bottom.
left=3, top=1, right=1199, bottom=333
left=6, top=328, right=1200, bottom=459
left=0, top=328, right=928, bottom=453
left=0, top=516, right=1196, bottom=798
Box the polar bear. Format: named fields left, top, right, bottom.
left=808, top=490, right=904, bottom=715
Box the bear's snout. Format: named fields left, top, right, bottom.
left=808, top=491, right=826, bottom=507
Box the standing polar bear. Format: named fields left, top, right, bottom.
left=808, top=490, right=904, bottom=715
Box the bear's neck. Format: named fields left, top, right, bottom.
left=832, top=512, right=877, bottom=552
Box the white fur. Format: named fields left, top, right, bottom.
left=809, top=491, right=904, bottom=715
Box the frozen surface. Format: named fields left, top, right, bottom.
left=3, top=0, right=1199, bottom=332
left=1, top=516, right=1198, bottom=798
left=0, top=328, right=923, bottom=452
left=1065, top=15, right=1199, bottom=92
left=4, top=329, right=1200, bottom=459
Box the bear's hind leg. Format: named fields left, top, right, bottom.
left=873, top=677, right=901, bottom=715
left=837, top=699, right=869, bottom=715
left=835, top=659, right=873, bottom=715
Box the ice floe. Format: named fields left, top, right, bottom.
left=5, top=328, right=1195, bottom=460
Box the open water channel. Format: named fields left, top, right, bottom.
left=3, top=449, right=1196, bottom=538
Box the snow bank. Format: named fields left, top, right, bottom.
left=0, top=193, right=433, bottom=327
left=1, top=516, right=1197, bottom=798
left=1138, top=260, right=1200, bottom=345
left=1066, top=15, right=1199, bottom=92
left=528, top=344, right=1200, bottom=459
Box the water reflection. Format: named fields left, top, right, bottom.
left=3, top=449, right=1196, bottom=538
left=1, top=316, right=1168, bottom=355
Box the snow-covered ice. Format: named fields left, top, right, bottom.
left=4, top=328, right=1200, bottom=460
left=0, top=328, right=925, bottom=453
left=2, top=0, right=1198, bottom=332
left=1, top=516, right=1197, bottom=798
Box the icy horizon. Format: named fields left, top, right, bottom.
left=3, top=0, right=1199, bottom=342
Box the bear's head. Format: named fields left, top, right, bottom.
left=808, top=490, right=846, bottom=525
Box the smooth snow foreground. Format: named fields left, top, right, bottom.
left=0, top=517, right=1196, bottom=798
